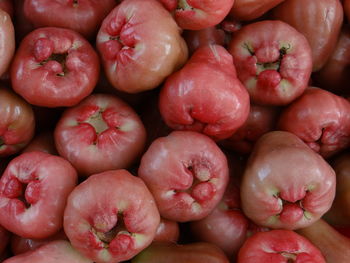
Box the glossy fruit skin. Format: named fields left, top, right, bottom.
left=11, top=27, right=100, bottom=108
left=345, top=0, right=350, bottom=22
left=23, top=0, right=116, bottom=38
left=3, top=240, right=93, bottom=263
left=324, top=153, right=350, bottom=227
left=229, top=0, right=284, bottom=21
left=221, top=104, right=279, bottom=154
left=0, top=151, right=78, bottom=238
left=153, top=218, right=179, bottom=243
left=11, top=230, right=68, bottom=255
left=313, top=26, right=350, bottom=96
left=159, top=45, right=250, bottom=141
left=272, top=0, right=344, bottom=71
left=0, top=8, right=14, bottom=77
left=159, top=0, right=234, bottom=30
left=138, top=131, right=229, bottom=222
left=22, top=132, right=57, bottom=155
left=297, top=219, right=350, bottom=263
left=190, top=177, right=249, bottom=258
left=241, top=131, right=336, bottom=230
left=64, top=170, right=160, bottom=263
left=237, top=230, right=326, bottom=263
left=0, top=0, right=13, bottom=18
left=0, top=88, right=35, bottom=157
left=96, top=0, right=188, bottom=93
left=228, top=20, right=312, bottom=106
left=54, top=93, right=146, bottom=176
left=132, top=242, right=230, bottom=263
left=278, top=87, right=350, bottom=158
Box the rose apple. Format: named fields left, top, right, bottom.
left=241, top=131, right=336, bottom=230
left=229, top=0, right=284, bottom=21
left=64, top=169, right=160, bottom=263
left=138, top=131, right=229, bottom=222
left=237, top=230, right=326, bottom=263
left=313, top=26, right=350, bottom=96
left=183, top=27, right=226, bottom=54
left=96, top=0, right=188, bottom=93
left=13, top=0, right=35, bottom=42
left=159, top=0, right=234, bottom=30
left=11, top=230, right=67, bottom=255
left=154, top=218, right=180, bottom=243
left=0, top=151, right=78, bottom=238
left=11, top=27, right=100, bottom=107
left=190, top=177, right=249, bottom=257
left=0, top=88, right=35, bottom=157
left=297, top=219, right=350, bottom=263
left=0, top=225, right=9, bottom=254
left=221, top=104, right=279, bottom=154
left=345, top=0, right=350, bottom=22
left=0, top=0, right=13, bottom=17
left=277, top=87, right=350, bottom=158
left=272, top=0, right=343, bottom=71
left=324, top=153, right=350, bottom=227
left=159, top=44, right=250, bottom=140
left=4, top=240, right=93, bottom=263
left=132, top=242, right=230, bottom=263
left=23, top=0, right=116, bottom=39
left=228, top=20, right=312, bottom=105
left=22, top=131, right=57, bottom=155
left=0, top=8, right=14, bottom=77
left=54, top=93, right=146, bottom=176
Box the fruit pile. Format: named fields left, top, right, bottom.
left=0, top=0, right=349, bottom=262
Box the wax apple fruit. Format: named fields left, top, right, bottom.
left=23, top=0, right=116, bottom=38
left=297, top=220, right=350, bottom=263
left=54, top=93, right=146, bottom=176
left=0, top=88, right=35, bottom=157
left=0, top=225, right=9, bottom=254
left=132, top=242, right=230, bottom=263
left=138, top=131, right=229, bottom=222
left=11, top=27, right=100, bottom=107
left=228, top=20, right=312, bottom=105
left=158, top=0, right=234, bottom=30
left=0, top=8, right=14, bottom=77
left=154, top=218, right=180, bottom=243
left=323, top=153, right=350, bottom=227
left=64, top=170, right=160, bottom=263
left=272, top=0, right=343, bottom=71
left=221, top=104, right=279, bottom=154
left=237, top=230, right=326, bottom=263
left=229, top=0, right=284, bottom=21
left=0, top=151, right=77, bottom=238
left=241, top=131, right=336, bottom=230
left=96, top=0, right=188, bottom=93
left=3, top=240, right=93, bottom=263
left=159, top=44, right=250, bottom=140
left=278, top=87, right=350, bottom=158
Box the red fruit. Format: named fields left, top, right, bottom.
left=0, top=225, right=9, bottom=254
left=64, top=170, right=160, bottom=263
left=22, top=132, right=57, bottom=155
left=159, top=0, right=234, bottom=30
left=4, top=240, right=93, bottom=263
left=153, top=218, right=180, bottom=243
left=241, top=131, right=336, bottom=230
left=0, top=0, right=13, bottom=18
left=0, top=8, right=14, bottom=77
left=228, top=20, right=312, bottom=106
left=138, top=131, right=229, bottom=222
left=132, top=242, right=230, bottom=263
left=0, top=88, right=35, bottom=157
left=272, top=0, right=344, bottom=71
left=297, top=219, right=350, bottom=263
left=237, top=230, right=326, bottom=263
left=278, top=87, right=350, bottom=158
left=221, top=104, right=279, bottom=154
left=345, top=0, right=350, bottom=22
left=159, top=45, right=250, bottom=141
left=229, top=0, right=284, bottom=21
left=0, top=151, right=77, bottom=238
left=96, top=0, right=188, bottom=93
left=54, top=94, right=146, bottom=176
left=11, top=27, right=100, bottom=107
left=23, top=0, right=116, bottom=38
